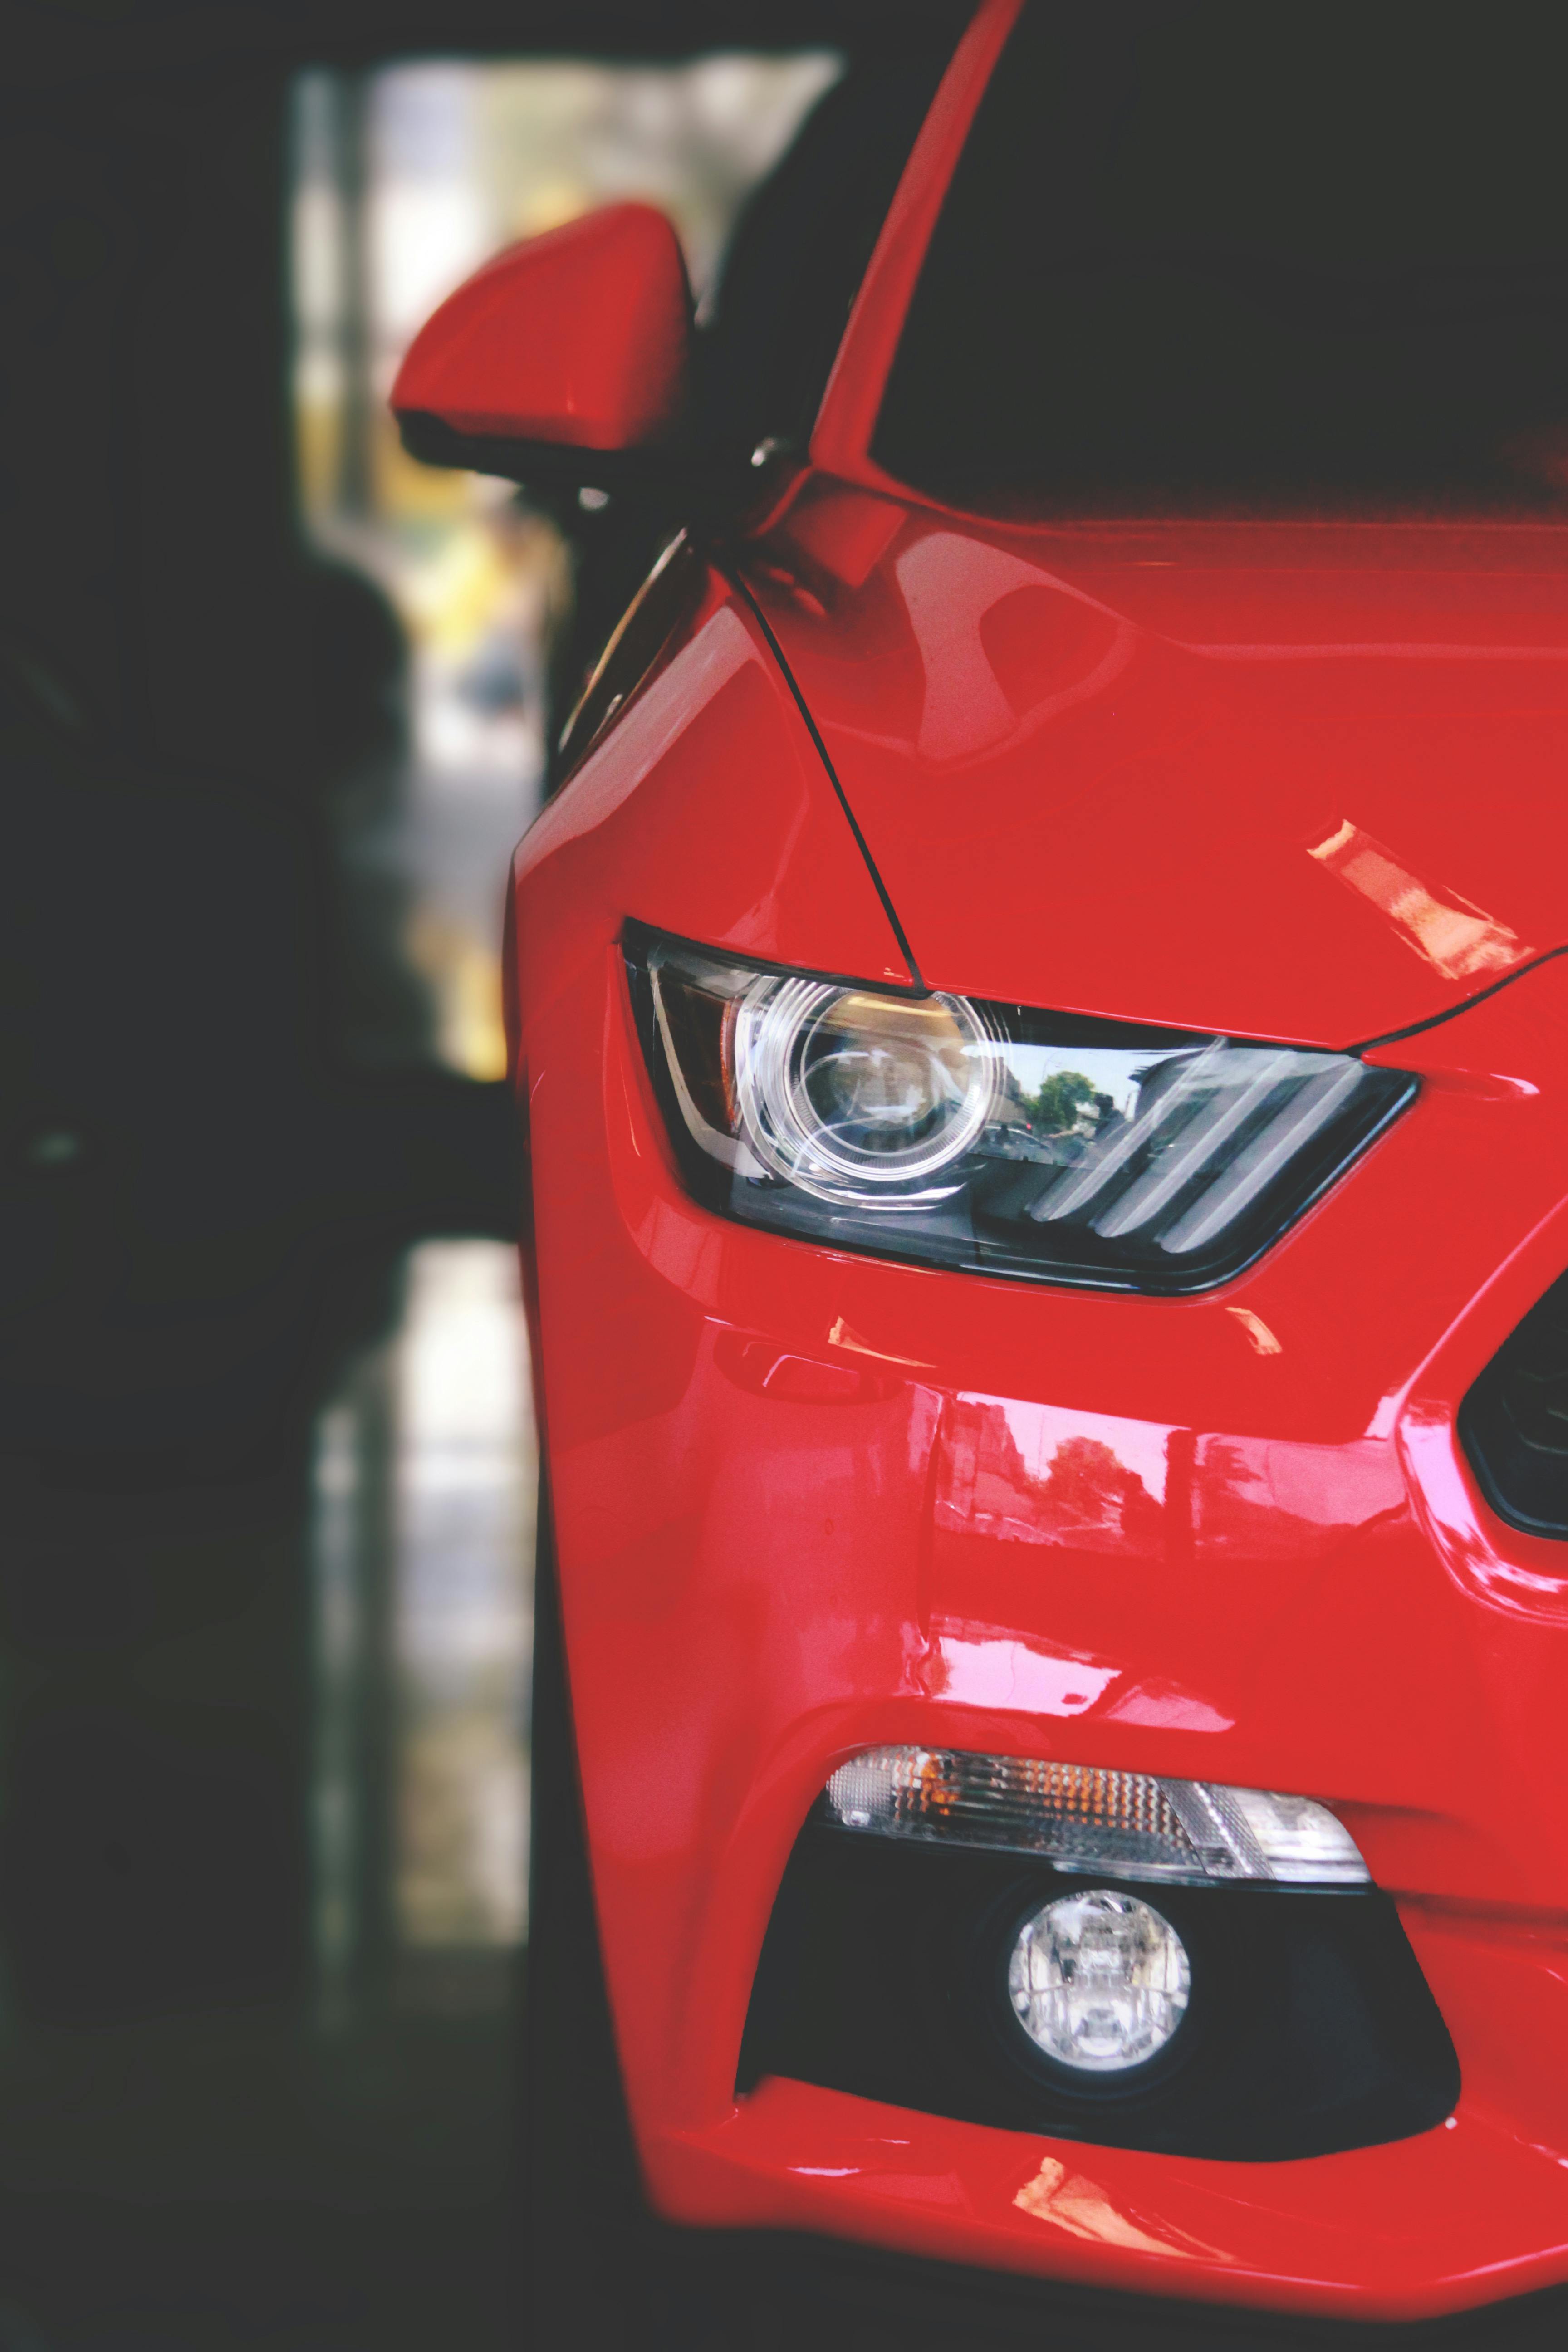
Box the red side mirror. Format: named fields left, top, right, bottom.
left=392, top=201, right=693, bottom=484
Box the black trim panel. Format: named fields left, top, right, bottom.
left=1460, top=1263, right=1568, bottom=1539
left=740, top=1825, right=1459, bottom=2162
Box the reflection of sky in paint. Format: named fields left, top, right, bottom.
left=990, top=1396, right=1173, bottom=1505
left=936, top=1631, right=1118, bottom=1715
left=1309, top=817, right=1527, bottom=982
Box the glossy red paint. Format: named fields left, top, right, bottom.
left=390, top=201, right=690, bottom=449
left=510, top=538, right=1568, bottom=2305
left=482, top=10, right=1568, bottom=2325
left=750, top=485, right=1568, bottom=1044
left=512, top=573, right=911, bottom=996
left=652, top=2076, right=1568, bottom=2321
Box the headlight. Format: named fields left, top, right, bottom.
left=626, top=925, right=1415, bottom=1294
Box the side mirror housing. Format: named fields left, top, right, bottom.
left=392, top=201, right=694, bottom=493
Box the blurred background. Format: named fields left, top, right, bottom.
left=291, top=51, right=838, bottom=1079
left=0, top=3, right=962, bottom=2343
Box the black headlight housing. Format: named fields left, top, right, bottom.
left=625, top=923, right=1416, bottom=1295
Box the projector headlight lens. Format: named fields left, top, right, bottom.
left=627, top=926, right=1415, bottom=1293
left=1009, top=1889, right=1191, bottom=2073
left=735, top=980, right=1000, bottom=1202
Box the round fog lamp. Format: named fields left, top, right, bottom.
left=1008, top=1889, right=1191, bottom=2073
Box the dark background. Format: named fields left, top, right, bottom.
left=0, top=5, right=961, bottom=2345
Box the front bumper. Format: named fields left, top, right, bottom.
left=522, top=895, right=1568, bottom=2323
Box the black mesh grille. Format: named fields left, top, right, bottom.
left=1460, top=1269, right=1568, bottom=1539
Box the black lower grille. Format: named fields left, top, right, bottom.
left=740, top=1826, right=1458, bottom=2162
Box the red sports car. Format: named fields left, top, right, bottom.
left=397, top=5, right=1568, bottom=2338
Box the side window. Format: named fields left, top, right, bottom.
left=694, top=47, right=959, bottom=470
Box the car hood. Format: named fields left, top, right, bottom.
left=750, top=485, right=1568, bottom=1047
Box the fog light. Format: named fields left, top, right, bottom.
left=1009, top=1889, right=1191, bottom=2074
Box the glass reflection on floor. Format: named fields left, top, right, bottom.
left=0, top=1240, right=533, bottom=2348
left=312, top=1242, right=534, bottom=2020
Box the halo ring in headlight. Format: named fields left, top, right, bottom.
left=733, top=979, right=1000, bottom=1204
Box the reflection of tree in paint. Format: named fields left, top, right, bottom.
left=937, top=1400, right=1163, bottom=1553
left=1041, top=1435, right=1164, bottom=1548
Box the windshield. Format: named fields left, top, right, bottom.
left=873, top=2, right=1568, bottom=518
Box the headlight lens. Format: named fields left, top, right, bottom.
left=736, top=982, right=1000, bottom=1200
left=627, top=926, right=1415, bottom=1293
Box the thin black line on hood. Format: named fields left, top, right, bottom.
left=1353, top=939, right=1568, bottom=1052
left=726, top=565, right=926, bottom=992
left=732, top=561, right=1568, bottom=1052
